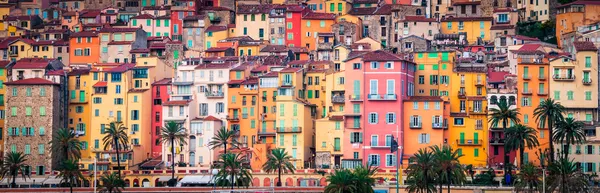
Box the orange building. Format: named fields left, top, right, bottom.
left=515, top=44, right=550, bottom=165
left=301, top=12, right=336, bottom=51
left=402, top=96, right=449, bottom=165
left=69, top=31, right=100, bottom=65
left=556, top=1, right=600, bottom=48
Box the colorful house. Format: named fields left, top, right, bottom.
left=68, top=68, right=97, bottom=170
left=440, top=17, right=493, bottom=43
left=236, top=4, right=272, bottom=41
left=402, top=96, right=448, bottom=164
left=69, top=31, right=100, bottom=65
left=301, top=12, right=336, bottom=51
left=285, top=6, right=305, bottom=47
left=151, top=78, right=171, bottom=158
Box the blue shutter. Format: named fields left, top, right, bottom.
left=30, top=128, right=35, bottom=136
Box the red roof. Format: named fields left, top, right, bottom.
left=13, top=58, right=52, bottom=69
left=487, top=71, right=509, bottom=83
left=517, top=44, right=541, bottom=51
left=251, top=65, right=269, bottom=72
left=508, top=35, right=539, bottom=41
left=79, top=10, right=101, bottom=18
left=261, top=71, right=278, bottom=77
left=490, top=24, right=515, bottom=30
left=573, top=41, right=598, bottom=51
left=557, top=0, right=600, bottom=8
left=0, top=61, right=11, bottom=68
left=205, top=25, right=228, bottom=32
left=401, top=16, right=437, bottom=22
left=100, top=27, right=140, bottom=33
left=441, top=17, right=493, bottom=22
left=131, top=14, right=154, bottom=19
left=109, top=63, right=136, bottom=73
left=163, top=100, right=191, bottom=106
left=203, top=116, right=221, bottom=121
left=152, top=78, right=172, bottom=85
left=4, top=78, right=58, bottom=85
left=108, top=41, right=133, bottom=45
left=286, top=5, right=305, bottom=12
left=280, top=67, right=302, bottom=73
left=361, top=50, right=404, bottom=62
left=93, top=81, right=108, bottom=87
left=228, top=79, right=245, bottom=84
left=236, top=4, right=274, bottom=14
left=47, top=70, right=67, bottom=76
left=302, top=12, right=336, bottom=20
left=130, top=49, right=150, bottom=53
left=205, top=47, right=231, bottom=52
left=70, top=31, right=99, bottom=37
left=452, top=1, right=480, bottom=5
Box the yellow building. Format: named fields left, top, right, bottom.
left=68, top=68, right=97, bottom=169
left=440, top=17, right=493, bottom=43
left=0, top=61, right=9, bottom=156
left=204, top=25, right=229, bottom=49
left=325, top=0, right=350, bottom=15
left=88, top=57, right=173, bottom=171
left=8, top=39, right=34, bottom=61
left=412, top=51, right=455, bottom=98
left=276, top=67, right=315, bottom=169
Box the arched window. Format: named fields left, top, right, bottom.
left=490, top=95, right=498, bottom=104
left=499, top=96, right=508, bottom=105
left=416, top=9, right=422, bottom=15
left=509, top=96, right=516, bottom=105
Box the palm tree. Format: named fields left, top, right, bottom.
left=324, top=169, right=357, bottom=193
left=514, top=163, right=542, bottom=193
left=406, top=148, right=437, bottom=193
left=547, top=158, right=589, bottom=193
left=208, top=127, right=238, bottom=155
left=50, top=127, right=82, bottom=161
left=534, top=98, right=565, bottom=162
left=159, top=121, right=188, bottom=186
left=102, top=121, right=129, bottom=178
left=0, top=152, right=29, bottom=188
left=553, top=117, right=586, bottom=160
left=504, top=124, right=540, bottom=167
left=213, top=153, right=252, bottom=189
left=262, top=148, right=296, bottom=187
left=99, top=172, right=125, bottom=193
left=430, top=145, right=465, bottom=193
left=324, top=165, right=376, bottom=193
left=488, top=100, right=520, bottom=183
left=57, top=159, right=84, bottom=193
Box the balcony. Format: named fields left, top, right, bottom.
left=553, top=74, right=575, bottom=81
left=280, top=81, right=293, bottom=87
left=257, top=131, right=276, bottom=137
left=521, top=89, right=532, bottom=95
left=583, top=78, right=592, bottom=85
left=469, top=108, right=487, bottom=115
left=348, top=95, right=363, bottom=102
left=490, top=138, right=504, bottom=145
left=458, top=91, right=466, bottom=99
left=276, top=127, right=302, bottom=133
left=409, top=121, right=422, bottom=129
left=332, top=95, right=345, bottom=103
left=226, top=115, right=239, bottom=121
left=344, top=112, right=362, bottom=117
left=317, top=42, right=334, bottom=50
left=475, top=81, right=484, bottom=86
left=522, top=74, right=530, bottom=80
left=456, top=139, right=482, bottom=146
left=519, top=57, right=547, bottom=64
left=537, top=90, right=547, bottom=96
left=432, top=122, right=447, bottom=129
left=538, top=74, right=546, bottom=80
left=205, top=91, right=224, bottom=98
left=367, top=94, right=397, bottom=101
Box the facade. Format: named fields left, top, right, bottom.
left=151, top=78, right=171, bottom=158
left=403, top=96, right=448, bottom=164
left=556, top=1, right=600, bottom=48
left=67, top=68, right=97, bottom=169
left=236, top=4, right=272, bottom=41
left=69, top=31, right=100, bottom=65
left=440, top=17, right=493, bottom=43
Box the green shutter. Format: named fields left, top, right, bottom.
left=474, top=148, right=479, bottom=157
left=474, top=133, right=479, bottom=144
left=459, top=132, right=465, bottom=144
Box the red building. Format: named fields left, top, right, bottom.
left=151, top=78, right=172, bottom=157
left=171, top=0, right=196, bottom=41
left=285, top=5, right=305, bottom=47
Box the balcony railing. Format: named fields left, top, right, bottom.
left=522, top=74, right=530, bottom=80
left=538, top=90, right=547, bottom=96
left=332, top=95, right=345, bottom=103
left=281, top=81, right=293, bottom=87
left=317, top=42, right=334, bottom=50
left=553, top=74, right=575, bottom=81
left=583, top=78, right=592, bottom=85
left=367, top=94, right=397, bottom=101
left=432, top=122, right=447, bottom=129
left=538, top=74, right=546, bottom=80
left=226, top=115, right=239, bottom=121
left=521, top=89, right=532, bottom=95
left=490, top=138, right=504, bottom=145
left=257, top=131, right=276, bottom=136
left=242, top=113, right=248, bottom=119
left=456, top=139, right=483, bottom=146
left=348, top=95, right=362, bottom=102
left=206, top=91, right=224, bottom=98
left=409, top=121, right=422, bottom=129
left=469, top=108, right=487, bottom=115
left=276, top=127, right=302, bottom=133
left=458, top=91, right=466, bottom=99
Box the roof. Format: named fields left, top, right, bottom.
left=194, top=63, right=232, bottom=69
left=286, top=5, right=304, bottom=12
left=513, top=44, right=544, bottom=54
left=162, top=100, right=191, bottom=106
left=236, top=4, right=273, bottom=14
left=152, top=78, right=172, bottom=85
left=130, top=48, right=150, bottom=53
left=452, top=1, right=481, bottom=5
left=401, top=16, right=437, bottom=22
left=79, top=10, right=101, bottom=18
left=4, top=78, right=58, bottom=85
left=250, top=65, right=269, bottom=72
left=100, top=27, right=139, bottom=33
left=353, top=0, right=378, bottom=3
left=108, top=41, right=133, bottom=45
left=3, top=15, right=38, bottom=21
left=128, top=89, right=148, bottom=93
left=183, top=15, right=204, bottom=21
left=0, top=61, right=11, bottom=68
left=508, top=35, right=539, bottom=41
left=227, top=79, right=244, bottom=84
left=557, top=0, right=600, bottom=8
left=260, top=45, right=288, bottom=52
left=205, top=25, right=228, bottom=32
left=573, top=41, right=598, bottom=51
left=109, top=63, right=136, bottom=73
left=70, top=31, right=99, bottom=37
left=142, top=5, right=171, bottom=10
left=13, top=58, right=52, bottom=69
left=260, top=71, right=278, bottom=77
left=487, top=71, right=509, bottom=83
left=302, top=12, right=336, bottom=20
left=490, top=24, right=515, bottom=30
left=329, top=115, right=344, bottom=121
left=205, top=47, right=231, bottom=52
left=68, top=68, right=91, bottom=76
left=348, top=5, right=392, bottom=15
left=280, top=67, right=303, bottom=73
left=93, top=81, right=107, bottom=87
left=203, top=115, right=221, bottom=121
left=242, top=77, right=259, bottom=85
left=130, top=14, right=154, bottom=19
left=494, top=8, right=517, bottom=12
left=361, top=50, right=404, bottom=62
left=441, top=16, right=493, bottom=22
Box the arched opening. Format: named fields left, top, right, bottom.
left=264, top=177, right=271, bottom=187
left=509, top=96, right=516, bottom=105
left=133, top=179, right=140, bottom=187
left=155, top=178, right=160, bottom=187
left=189, top=152, right=196, bottom=167
left=297, top=177, right=303, bottom=187
left=499, top=96, right=507, bottom=105
left=416, top=9, right=422, bottom=15
left=319, top=177, right=327, bottom=186
left=252, top=177, right=260, bottom=187
left=124, top=179, right=130, bottom=187
left=142, top=179, right=150, bottom=187
left=285, top=177, right=293, bottom=186
left=490, top=95, right=498, bottom=104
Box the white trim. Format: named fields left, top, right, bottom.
left=369, top=79, right=378, bottom=95
left=386, top=79, right=395, bottom=95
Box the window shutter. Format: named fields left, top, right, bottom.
left=583, top=162, right=587, bottom=172
left=349, top=133, right=354, bottom=143
left=368, top=155, right=372, bottom=165
left=359, top=132, right=363, bottom=143
left=392, top=155, right=397, bottom=166
left=594, top=163, right=597, bottom=172
left=594, top=146, right=596, bottom=154
left=22, top=127, right=26, bottom=136
left=426, top=134, right=430, bottom=144
left=417, top=135, right=422, bottom=144
left=30, top=128, right=34, bottom=136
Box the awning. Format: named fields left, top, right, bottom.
left=157, top=176, right=172, bottom=182
left=176, top=175, right=212, bottom=186
left=1, top=177, right=48, bottom=185
left=42, top=176, right=62, bottom=185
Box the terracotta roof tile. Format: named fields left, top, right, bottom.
left=236, top=4, right=274, bottom=14
left=441, top=17, right=493, bottom=22
left=109, top=63, right=136, bottom=73
left=93, top=81, right=107, bottom=87
left=142, top=5, right=171, bottom=10
left=280, top=67, right=302, bottom=73
left=130, top=49, right=150, bottom=53
left=228, top=79, right=245, bottom=84
left=204, top=115, right=221, bottom=121
left=4, top=78, right=58, bottom=85
left=205, top=25, right=228, bottom=32
left=131, top=14, right=154, bottom=19
left=4, top=15, right=39, bottom=21
left=302, top=12, right=336, bottom=20
left=260, top=45, right=288, bottom=52
left=452, top=1, right=480, bottom=5
left=108, top=41, right=133, bottom=45
left=100, top=27, right=139, bottom=33
left=361, top=50, right=404, bottom=62
left=128, top=89, right=148, bottom=93
left=261, top=71, right=279, bottom=77
left=0, top=61, right=11, bottom=68
left=573, top=41, right=598, bottom=51
left=70, top=31, right=99, bottom=37
left=490, top=24, right=514, bottom=30
left=557, top=0, right=600, bottom=8
left=205, top=47, right=231, bottom=52
left=487, top=71, right=508, bottom=83
left=152, top=78, right=172, bottom=85
left=13, top=58, right=52, bottom=69
left=329, top=115, right=344, bottom=121
left=508, top=35, right=539, bottom=41
left=46, top=69, right=67, bottom=76
left=251, top=65, right=269, bottom=72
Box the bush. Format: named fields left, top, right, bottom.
left=177, top=162, right=187, bottom=167
left=167, top=178, right=178, bottom=187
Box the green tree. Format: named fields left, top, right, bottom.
left=514, top=163, right=542, bottom=193
left=488, top=100, right=520, bottom=182
left=50, top=127, right=82, bottom=161
left=57, top=159, right=84, bottom=193
left=505, top=124, right=540, bottom=167
left=406, top=148, right=437, bottom=193
left=324, top=165, right=376, bottom=193
left=430, top=145, right=465, bottom=193
left=213, top=153, right=252, bottom=189
left=553, top=117, right=586, bottom=160
left=547, top=158, right=589, bottom=193
left=159, top=121, right=188, bottom=186
left=0, top=152, right=29, bottom=188
left=102, top=121, right=129, bottom=178
left=534, top=98, right=565, bottom=162
left=208, top=127, right=238, bottom=155
left=99, top=172, right=126, bottom=193
left=262, top=148, right=296, bottom=187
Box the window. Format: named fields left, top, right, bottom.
left=369, top=113, right=378, bottom=124
left=386, top=154, right=396, bottom=167
left=386, top=113, right=396, bottom=124
left=369, top=154, right=380, bottom=166
left=454, top=118, right=464, bottom=126
left=586, top=56, right=592, bottom=68
left=371, top=135, right=378, bottom=146
left=353, top=63, right=361, bottom=69
left=567, top=91, right=574, bottom=100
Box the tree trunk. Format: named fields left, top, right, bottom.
left=519, top=147, right=524, bottom=168
left=548, top=116, right=555, bottom=162
left=564, top=138, right=570, bottom=161
left=11, top=171, right=16, bottom=188
left=231, top=173, right=235, bottom=189
left=171, top=137, right=175, bottom=181
left=115, top=138, right=121, bottom=179
left=224, top=142, right=227, bottom=155
left=277, top=165, right=282, bottom=186
left=70, top=178, right=73, bottom=193
left=447, top=170, right=451, bottom=193
left=424, top=169, right=428, bottom=193
left=64, top=146, right=69, bottom=160
left=439, top=172, right=443, bottom=193
left=503, top=119, right=509, bottom=185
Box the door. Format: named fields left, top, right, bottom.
left=189, top=152, right=195, bottom=167
left=334, top=156, right=341, bottom=168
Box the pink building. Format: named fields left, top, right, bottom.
left=342, top=50, right=415, bottom=169
left=151, top=78, right=172, bottom=158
